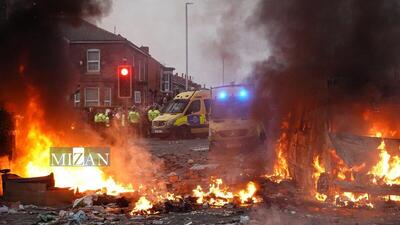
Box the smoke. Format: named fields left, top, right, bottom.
left=250, top=0, right=400, bottom=136
left=0, top=0, right=112, bottom=129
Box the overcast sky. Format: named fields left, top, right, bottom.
left=99, top=0, right=269, bottom=87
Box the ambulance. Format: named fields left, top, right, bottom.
left=152, top=90, right=211, bottom=138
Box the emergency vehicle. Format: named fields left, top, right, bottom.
left=151, top=90, right=211, bottom=138
left=209, top=84, right=265, bottom=151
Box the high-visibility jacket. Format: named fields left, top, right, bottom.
left=128, top=111, right=140, bottom=124
left=94, top=113, right=109, bottom=123
left=147, top=109, right=160, bottom=121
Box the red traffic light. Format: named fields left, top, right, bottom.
left=120, top=68, right=129, bottom=76
left=117, top=65, right=133, bottom=98
left=118, top=65, right=131, bottom=77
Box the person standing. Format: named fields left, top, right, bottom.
left=128, top=106, right=140, bottom=137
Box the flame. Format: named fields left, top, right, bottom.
left=12, top=94, right=134, bottom=195
left=238, top=182, right=261, bottom=204
left=130, top=196, right=154, bottom=215
left=312, top=156, right=327, bottom=202
left=265, top=121, right=291, bottom=183
left=192, top=178, right=260, bottom=207
left=368, top=139, right=400, bottom=185
left=335, top=192, right=373, bottom=208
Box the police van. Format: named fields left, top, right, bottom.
left=209, top=84, right=265, bottom=151
left=152, top=90, right=211, bottom=138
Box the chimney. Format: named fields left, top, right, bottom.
left=140, top=46, right=149, bottom=54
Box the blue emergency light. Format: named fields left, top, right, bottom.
left=217, top=91, right=228, bottom=100
left=237, top=89, right=249, bottom=100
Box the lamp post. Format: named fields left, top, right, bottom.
left=185, top=2, right=193, bottom=90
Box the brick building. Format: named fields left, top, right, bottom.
left=171, top=73, right=202, bottom=96
left=62, top=20, right=174, bottom=108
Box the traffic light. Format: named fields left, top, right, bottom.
left=117, top=65, right=132, bottom=98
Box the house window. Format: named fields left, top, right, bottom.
left=162, top=73, right=170, bottom=92
left=85, top=87, right=99, bottom=107
left=87, top=49, right=100, bottom=73
left=134, top=91, right=141, bottom=104
left=104, top=87, right=111, bottom=106
left=74, top=92, right=80, bottom=107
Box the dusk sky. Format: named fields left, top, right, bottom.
left=99, top=0, right=269, bottom=87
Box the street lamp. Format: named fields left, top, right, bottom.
left=185, top=2, right=193, bottom=91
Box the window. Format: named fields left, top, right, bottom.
left=104, top=87, right=111, bottom=106
left=162, top=72, right=170, bottom=92
left=87, top=49, right=100, bottom=72
left=85, top=87, right=99, bottom=107
left=185, top=100, right=200, bottom=115
left=74, top=92, right=80, bottom=107
left=134, top=91, right=141, bottom=104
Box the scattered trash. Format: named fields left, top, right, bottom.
left=37, top=213, right=57, bottom=223
left=73, top=195, right=97, bottom=208
left=71, top=210, right=87, bottom=223
left=0, top=206, right=8, bottom=214
left=240, top=215, right=250, bottom=224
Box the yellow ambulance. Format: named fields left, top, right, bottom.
left=152, top=90, right=211, bottom=138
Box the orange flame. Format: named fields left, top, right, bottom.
left=130, top=196, right=154, bottom=215
left=265, top=121, right=291, bottom=183
left=12, top=94, right=134, bottom=195
left=192, top=178, right=260, bottom=207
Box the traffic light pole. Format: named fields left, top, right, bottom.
left=185, top=2, right=193, bottom=91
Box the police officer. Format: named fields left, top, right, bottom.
left=147, top=105, right=160, bottom=137
left=147, top=105, right=160, bottom=122
left=128, top=106, right=140, bottom=137
left=94, top=110, right=110, bottom=128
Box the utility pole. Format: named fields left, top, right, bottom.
left=185, top=2, right=193, bottom=90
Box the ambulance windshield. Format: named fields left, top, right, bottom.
left=164, top=99, right=189, bottom=114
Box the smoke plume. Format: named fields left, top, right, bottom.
left=0, top=0, right=112, bottom=129
left=250, top=0, right=400, bottom=138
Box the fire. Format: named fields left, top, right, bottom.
left=312, top=156, right=327, bottom=202
left=192, top=178, right=260, bottom=207
left=12, top=94, right=134, bottom=195
left=193, top=178, right=234, bottom=206
left=335, top=192, right=373, bottom=208
left=315, top=193, right=327, bottom=202
left=130, top=196, right=154, bottom=215
left=265, top=121, right=291, bottom=183
left=368, top=139, right=400, bottom=185
left=238, top=182, right=261, bottom=204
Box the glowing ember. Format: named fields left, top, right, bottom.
left=130, top=196, right=154, bottom=215
left=315, top=193, right=327, bottom=202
